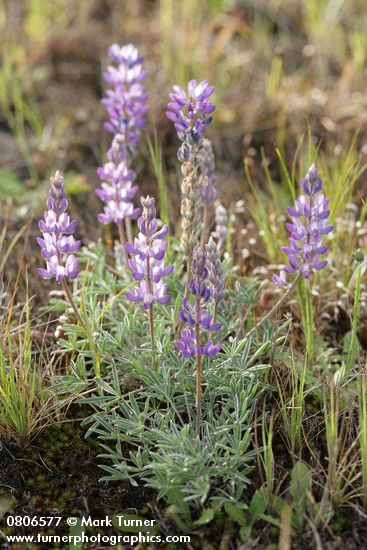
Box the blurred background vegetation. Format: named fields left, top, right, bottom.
left=1, top=0, right=367, bottom=294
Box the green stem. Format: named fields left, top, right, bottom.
left=62, top=280, right=100, bottom=379
left=360, top=370, right=367, bottom=505
left=200, top=203, right=209, bottom=250
left=346, top=264, right=362, bottom=373
left=125, top=217, right=133, bottom=244
left=184, top=252, right=192, bottom=301
left=149, top=304, right=155, bottom=351
left=195, top=296, right=202, bottom=437
left=118, top=221, right=129, bottom=265
left=146, top=244, right=155, bottom=352
left=62, top=280, right=85, bottom=330
left=298, top=277, right=314, bottom=363
left=213, top=300, right=219, bottom=324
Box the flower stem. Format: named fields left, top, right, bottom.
left=195, top=296, right=202, bottom=436
left=184, top=252, right=192, bottom=300
left=148, top=303, right=155, bottom=351
left=176, top=253, right=192, bottom=337
left=346, top=264, right=362, bottom=373
left=299, top=277, right=314, bottom=363
left=62, top=280, right=100, bottom=379
left=200, top=203, right=209, bottom=250
left=213, top=300, right=219, bottom=324
left=146, top=255, right=155, bottom=351
left=118, top=221, right=129, bottom=265
left=245, top=272, right=301, bottom=339
left=125, top=217, right=133, bottom=244
left=62, top=280, right=85, bottom=330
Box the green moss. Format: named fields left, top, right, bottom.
left=332, top=511, right=347, bottom=533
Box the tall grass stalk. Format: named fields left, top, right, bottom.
left=317, top=382, right=359, bottom=519
left=277, top=355, right=307, bottom=458
left=318, top=382, right=359, bottom=518
left=0, top=49, right=42, bottom=183
left=261, top=409, right=274, bottom=507
left=319, top=381, right=339, bottom=520
left=76, top=267, right=101, bottom=379
left=359, top=369, right=367, bottom=505
left=0, top=218, right=30, bottom=275
left=345, top=263, right=362, bottom=373
left=0, top=280, right=51, bottom=446
left=147, top=132, right=169, bottom=226
left=297, top=277, right=314, bottom=362
left=244, top=158, right=285, bottom=263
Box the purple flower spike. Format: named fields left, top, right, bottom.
left=167, top=80, right=215, bottom=134
left=167, top=79, right=215, bottom=161
left=167, top=80, right=216, bottom=257
left=97, top=43, right=148, bottom=231
left=206, top=237, right=224, bottom=304
left=176, top=247, right=221, bottom=358
left=38, top=171, right=80, bottom=284
left=125, top=196, right=173, bottom=309
left=274, top=163, right=333, bottom=285
left=200, top=139, right=217, bottom=205
left=96, top=135, right=141, bottom=225
left=102, top=43, right=148, bottom=160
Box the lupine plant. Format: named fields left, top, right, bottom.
left=166, top=80, right=215, bottom=271
left=125, top=195, right=173, bottom=350
left=206, top=236, right=224, bottom=323
left=37, top=171, right=100, bottom=377
left=96, top=136, right=140, bottom=252
left=200, top=138, right=217, bottom=247
left=273, top=163, right=333, bottom=287
left=176, top=247, right=221, bottom=435
left=37, top=171, right=82, bottom=324
left=279, top=164, right=333, bottom=356
left=247, top=164, right=334, bottom=346
left=96, top=44, right=148, bottom=248
left=102, top=44, right=148, bottom=154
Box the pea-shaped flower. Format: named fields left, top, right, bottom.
left=38, top=171, right=80, bottom=284
left=273, top=163, right=333, bottom=285
left=125, top=196, right=173, bottom=349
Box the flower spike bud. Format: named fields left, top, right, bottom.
left=102, top=43, right=148, bottom=159
left=200, top=139, right=217, bottom=205
left=176, top=247, right=221, bottom=358
left=38, top=171, right=80, bottom=284
left=273, top=163, right=333, bottom=285
left=166, top=80, right=215, bottom=139
left=97, top=43, right=148, bottom=231
left=206, top=237, right=224, bottom=304
left=125, top=196, right=173, bottom=310
left=166, top=80, right=216, bottom=258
